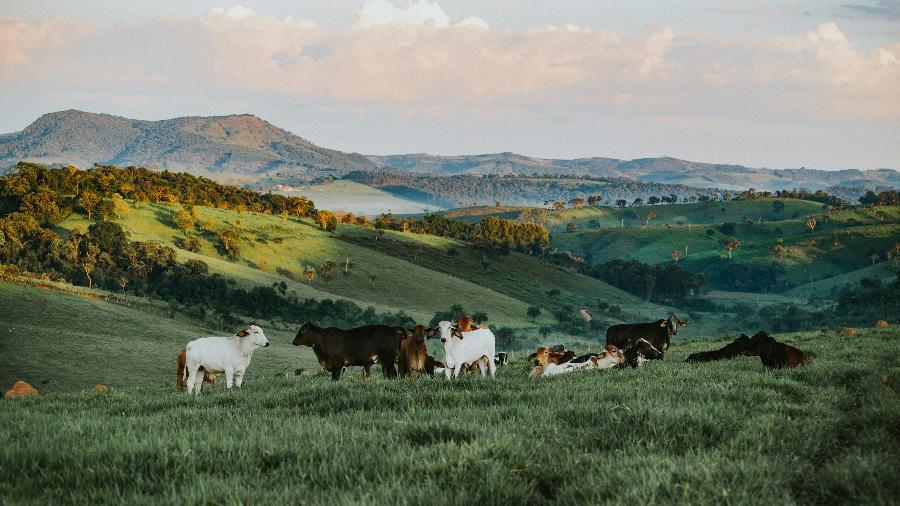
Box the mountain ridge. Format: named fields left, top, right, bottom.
left=1, top=110, right=897, bottom=192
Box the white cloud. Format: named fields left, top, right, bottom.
left=0, top=4, right=897, bottom=129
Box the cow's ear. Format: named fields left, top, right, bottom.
left=659, top=321, right=667, bottom=327
left=237, top=329, right=250, bottom=337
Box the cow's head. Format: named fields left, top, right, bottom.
left=293, top=322, right=319, bottom=346
left=596, top=345, right=625, bottom=368
left=436, top=321, right=461, bottom=344
left=238, top=324, right=269, bottom=348
left=664, top=314, right=685, bottom=335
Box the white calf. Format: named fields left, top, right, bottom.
left=432, top=321, right=496, bottom=380
left=184, top=325, right=269, bottom=395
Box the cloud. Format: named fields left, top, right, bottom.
left=0, top=2, right=897, bottom=128
left=843, top=0, right=900, bottom=20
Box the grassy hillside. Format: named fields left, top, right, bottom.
left=552, top=205, right=900, bottom=292
left=0, top=282, right=319, bottom=392
left=57, top=202, right=670, bottom=332
left=1, top=327, right=897, bottom=504
left=444, top=199, right=825, bottom=230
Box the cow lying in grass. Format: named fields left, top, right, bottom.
left=750, top=332, right=812, bottom=369
left=685, top=334, right=753, bottom=363
left=532, top=346, right=624, bottom=377
left=183, top=325, right=270, bottom=395
left=529, top=346, right=576, bottom=366
left=686, top=331, right=811, bottom=369
left=620, top=339, right=663, bottom=368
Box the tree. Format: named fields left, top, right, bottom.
left=77, top=190, right=101, bottom=221
left=670, top=249, right=682, bottom=263
left=321, top=260, right=335, bottom=282
left=647, top=196, right=660, bottom=205
left=771, top=244, right=786, bottom=260
left=870, top=253, right=880, bottom=265
left=218, top=227, right=241, bottom=259
left=633, top=198, right=644, bottom=207
left=552, top=201, right=566, bottom=212
left=566, top=222, right=577, bottom=233
left=182, top=236, right=201, bottom=252
left=615, top=199, right=627, bottom=208
left=82, top=241, right=100, bottom=289
left=450, top=304, right=464, bottom=319
left=495, top=327, right=515, bottom=348
left=527, top=305, right=542, bottom=321
left=446, top=247, right=458, bottom=268
left=725, top=239, right=740, bottom=259
left=546, top=288, right=561, bottom=297
left=568, top=198, right=584, bottom=209
left=772, top=200, right=785, bottom=215
left=303, top=265, right=316, bottom=285
left=539, top=326, right=552, bottom=340
left=720, top=221, right=737, bottom=235
left=554, top=308, right=571, bottom=324
left=587, top=195, right=601, bottom=207
left=806, top=218, right=817, bottom=232
left=175, top=208, right=194, bottom=233
left=472, top=311, right=488, bottom=324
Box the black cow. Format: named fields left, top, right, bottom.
left=606, top=314, right=686, bottom=354
left=685, top=334, right=753, bottom=363
left=292, top=323, right=409, bottom=380
left=620, top=338, right=664, bottom=368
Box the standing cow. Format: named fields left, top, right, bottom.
left=292, top=323, right=407, bottom=380
left=429, top=320, right=497, bottom=380
left=183, top=325, right=270, bottom=395
left=606, top=314, right=686, bottom=353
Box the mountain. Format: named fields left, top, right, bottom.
left=0, top=110, right=375, bottom=174
left=368, top=153, right=899, bottom=192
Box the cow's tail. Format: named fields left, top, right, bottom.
left=176, top=349, right=187, bottom=391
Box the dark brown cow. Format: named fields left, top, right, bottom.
left=292, top=323, right=409, bottom=380
left=398, top=325, right=430, bottom=378
left=749, top=331, right=812, bottom=369
left=685, top=334, right=754, bottom=363
left=605, top=314, right=687, bottom=353
left=176, top=349, right=217, bottom=391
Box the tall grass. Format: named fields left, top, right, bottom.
left=1, top=328, right=897, bottom=504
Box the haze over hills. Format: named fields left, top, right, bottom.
left=0, top=110, right=375, bottom=175
left=1, top=110, right=897, bottom=192
left=368, top=153, right=900, bottom=191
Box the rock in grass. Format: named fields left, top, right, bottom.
left=4, top=380, right=39, bottom=398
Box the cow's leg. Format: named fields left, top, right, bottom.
left=186, top=366, right=201, bottom=395
left=233, top=370, right=244, bottom=387
left=224, top=367, right=234, bottom=389
left=487, top=357, right=497, bottom=378
left=452, top=363, right=463, bottom=379
left=444, top=365, right=452, bottom=380
left=331, top=366, right=342, bottom=381
left=363, top=365, right=371, bottom=379
left=383, top=361, right=398, bottom=379
left=479, top=356, right=489, bottom=377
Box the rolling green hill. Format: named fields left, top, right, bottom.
left=56, top=201, right=671, bottom=332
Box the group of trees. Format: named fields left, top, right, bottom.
left=586, top=260, right=706, bottom=304
left=858, top=190, right=899, bottom=206
left=0, top=164, right=416, bottom=329
left=369, top=213, right=550, bottom=255
left=1, top=163, right=316, bottom=219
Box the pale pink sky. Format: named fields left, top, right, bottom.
left=1, top=1, right=898, bottom=169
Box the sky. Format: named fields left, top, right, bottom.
left=1, top=0, right=899, bottom=170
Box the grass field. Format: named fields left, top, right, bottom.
left=272, top=180, right=444, bottom=215
left=1, top=315, right=897, bottom=504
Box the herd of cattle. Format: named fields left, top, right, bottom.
left=174, top=313, right=813, bottom=394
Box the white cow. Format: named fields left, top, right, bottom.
left=432, top=320, right=496, bottom=380
left=183, top=325, right=269, bottom=395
